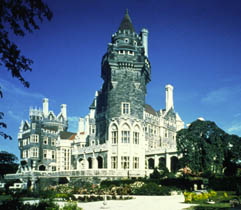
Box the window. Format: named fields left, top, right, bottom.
left=112, top=131, right=118, bottom=144
left=121, top=131, right=130, bottom=143
left=31, top=147, right=38, bottom=158
left=22, top=150, right=27, bottom=158
left=52, top=150, right=55, bottom=159
left=128, top=51, right=134, bottom=56
left=133, top=132, right=139, bottom=144
left=32, top=123, right=36, bottom=130
left=124, top=38, right=129, bottom=43
left=43, top=137, right=48, bottom=145
left=122, top=102, right=130, bottom=115
left=121, top=156, right=129, bottom=169
left=133, top=157, right=139, bottom=169
left=111, top=156, right=117, bottom=169
left=111, top=124, right=118, bottom=144
left=119, top=50, right=125, bottom=54
left=51, top=139, right=56, bottom=146
left=23, top=139, right=27, bottom=146
left=43, top=149, right=47, bottom=159
left=134, top=40, right=137, bottom=46
left=31, top=134, right=39, bottom=143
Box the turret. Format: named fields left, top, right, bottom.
left=140, top=28, right=149, bottom=57
left=61, top=104, right=67, bottom=120
left=165, top=84, right=174, bottom=111
left=43, top=98, right=49, bottom=117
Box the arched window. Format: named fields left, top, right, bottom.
left=121, top=123, right=130, bottom=143
left=88, top=157, right=92, bottom=169
left=97, top=156, right=103, bottom=169
left=133, top=125, right=140, bottom=144
left=111, top=124, right=118, bottom=144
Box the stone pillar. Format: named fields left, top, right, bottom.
left=166, top=153, right=171, bottom=172
left=154, top=155, right=159, bottom=168
left=92, top=153, right=97, bottom=169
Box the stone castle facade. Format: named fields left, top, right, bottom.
left=16, top=11, right=184, bottom=179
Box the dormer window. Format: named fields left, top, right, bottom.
left=134, top=40, right=137, bottom=46
left=119, top=50, right=125, bottom=54
left=124, top=38, right=129, bottom=43
left=128, top=51, right=134, bottom=56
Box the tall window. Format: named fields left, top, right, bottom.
left=111, top=156, right=117, bottom=169
left=52, top=150, right=55, bottom=159
left=32, top=147, right=38, bottom=158
left=31, top=134, right=39, bottom=143
left=121, top=156, right=129, bottom=169
left=133, top=132, right=139, bottom=144
left=121, top=131, right=130, bottom=143
left=121, top=124, right=130, bottom=143
left=51, top=139, right=56, bottom=146
left=133, top=157, right=139, bottom=169
left=43, top=149, right=47, bottom=159
left=111, top=124, right=118, bottom=144
left=43, top=137, right=48, bottom=145
left=122, top=102, right=130, bottom=115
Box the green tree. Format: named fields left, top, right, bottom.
left=0, top=151, right=18, bottom=177
left=176, top=119, right=229, bottom=175
left=223, top=134, right=241, bottom=176
left=0, top=0, right=52, bottom=140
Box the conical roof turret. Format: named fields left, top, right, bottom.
left=118, top=9, right=135, bottom=32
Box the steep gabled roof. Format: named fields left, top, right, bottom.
left=118, top=9, right=135, bottom=32
left=145, top=104, right=158, bottom=116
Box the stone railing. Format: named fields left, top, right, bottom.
left=5, top=169, right=147, bottom=179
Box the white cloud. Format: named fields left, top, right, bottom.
left=0, top=79, right=44, bottom=99
left=7, top=110, right=22, bottom=121
left=202, top=86, right=241, bottom=105
left=202, top=87, right=229, bottom=104
left=227, top=123, right=241, bottom=133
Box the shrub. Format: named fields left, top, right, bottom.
left=134, top=182, right=171, bottom=195
left=62, top=202, right=83, bottom=210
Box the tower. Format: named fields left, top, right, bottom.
left=96, top=10, right=151, bottom=143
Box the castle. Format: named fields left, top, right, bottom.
left=16, top=10, right=184, bottom=180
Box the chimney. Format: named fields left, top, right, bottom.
left=61, top=104, right=67, bottom=120
left=165, top=84, right=174, bottom=111
left=43, top=98, right=49, bottom=117
left=141, top=28, right=149, bottom=57
left=78, top=117, right=85, bottom=133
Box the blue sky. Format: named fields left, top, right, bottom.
left=1, top=0, right=241, bottom=159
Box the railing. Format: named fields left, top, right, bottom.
left=5, top=169, right=147, bottom=179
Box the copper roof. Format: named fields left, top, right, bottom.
left=60, top=131, right=76, bottom=140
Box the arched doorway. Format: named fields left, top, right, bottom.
left=97, top=156, right=103, bottom=169
left=88, top=157, right=92, bottom=169
left=78, top=158, right=84, bottom=169
left=148, top=158, right=155, bottom=169
left=171, top=156, right=179, bottom=173
left=39, top=165, right=46, bottom=171
left=159, top=157, right=166, bottom=169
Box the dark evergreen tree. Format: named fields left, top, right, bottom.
left=176, top=119, right=229, bottom=174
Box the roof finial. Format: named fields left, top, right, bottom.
left=126, top=8, right=128, bottom=15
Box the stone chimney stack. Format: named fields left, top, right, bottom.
left=43, top=98, right=49, bottom=117
left=141, top=28, right=149, bottom=57
left=165, top=84, right=174, bottom=111
left=78, top=118, right=85, bottom=133
left=61, top=104, right=67, bottom=120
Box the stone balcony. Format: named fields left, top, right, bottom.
left=5, top=169, right=150, bottom=180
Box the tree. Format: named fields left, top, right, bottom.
left=0, top=151, right=18, bottom=177
left=223, top=134, right=241, bottom=176
left=0, top=0, right=52, bottom=140
left=176, top=119, right=229, bottom=175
